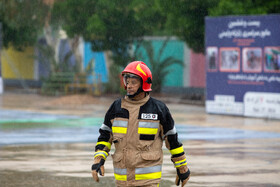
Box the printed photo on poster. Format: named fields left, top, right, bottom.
left=242, top=48, right=262, bottom=73
left=219, top=47, right=240, bottom=72
left=206, top=47, right=218, bottom=71
left=264, top=47, right=280, bottom=72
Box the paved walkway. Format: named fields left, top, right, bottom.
left=1, top=93, right=280, bottom=186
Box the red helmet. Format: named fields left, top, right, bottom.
left=122, top=61, right=152, bottom=92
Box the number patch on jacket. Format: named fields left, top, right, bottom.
left=141, top=113, right=158, bottom=120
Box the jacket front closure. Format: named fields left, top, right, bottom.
left=111, top=96, right=163, bottom=186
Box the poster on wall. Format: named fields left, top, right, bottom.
left=205, top=15, right=280, bottom=119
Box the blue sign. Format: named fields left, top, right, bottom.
left=205, top=15, right=280, bottom=119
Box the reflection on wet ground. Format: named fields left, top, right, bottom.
left=1, top=115, right=280, bottom=145
left=1, top=109, right=280, bottom=186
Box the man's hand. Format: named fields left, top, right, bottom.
left=171, top=155, right=190, bottom=186
left=175, top=166, right=190, bottom=187
left=91, top=156, right=105, bottom=182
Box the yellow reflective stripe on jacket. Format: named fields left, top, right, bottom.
left=114, top=173, right=127, bottom=181
left=112, top=120, right=128, bottom=134
left=96, top=141, right=111, bottom=150
left=170, top=146, right=184, bottom=155
left=138, top=127, right=158, bottom=135
left=174, top=158, right=187, bottom=168
left=112, top=127, right=127, bottom=134
left=135, top=171, right=162, bottom=180
left=138, top=121, right=159, bottom=135
left=94, top=151, right=108, bottom=160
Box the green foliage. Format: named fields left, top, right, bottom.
left=41, top=72, right=75, bottom=96
left=104, top=63, right=123, bottom=94
left=136, top=40, right=183, bottom=92
left=160, top=0, right=219, bottom=53
left=209, top=0, right=280, bottom=16
left=0, top=0, right=49, bottom=50
left=160, top=0, right=280, bottom=53
left=36, top=43, right=78, bottom=73
left=51, top=0, right=166, bottom=67
left=36, top=43, right=79, bottom=95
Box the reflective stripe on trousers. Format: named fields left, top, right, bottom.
left=114, top=165, right=162, bottom=181
left=117, top=184, right=159, bottom=187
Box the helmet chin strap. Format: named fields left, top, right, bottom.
left=127, top=87, right=144, bottom=98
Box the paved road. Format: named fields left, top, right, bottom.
left=1, top=93, right=280, bottom=186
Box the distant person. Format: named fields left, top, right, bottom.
left=209, top=52, right=216, bottom=69
left=247, top=51, right=257, bottom=69
left=272, top=54, right=279, bottom=70
left=91, top=61, right=190, bottom=187
left=277, top=54, right=280, bottom=70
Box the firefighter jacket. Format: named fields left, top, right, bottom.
left=94, top=95, right=187, bottom=186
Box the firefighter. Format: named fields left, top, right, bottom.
left=91, top=61, right=190, bottom=187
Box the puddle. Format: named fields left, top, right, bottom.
left=0, top=109, right=80, bottom=121
left=0, top=118, right=103, bottom=145
left=1, top=109, right=280, bottom=186
left=177, top=125, right=280, bottom=141
left=1, top=117, right=280, bottom=145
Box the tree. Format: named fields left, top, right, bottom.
left=209, top=0, right=280, bottom=16
left=136, top=40, right=183, bottom=92
left=0, top=0, right=49, bottom=50
left=51, top=0, right=166, bottom=67
left=160, top=0, right=280, bottom=53
left=159, top=0, right=219, bottom=53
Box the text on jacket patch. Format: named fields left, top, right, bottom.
left=141, top=113, right=158, bottom=120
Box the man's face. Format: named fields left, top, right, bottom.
left=123, top=74, right=141, bottom=96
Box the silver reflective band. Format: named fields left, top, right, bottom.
left=175, top=160, right=187, bottom=167
left=139, top=121, right=159, bottom=128
left=135, top=165, right=162, bottom=174
left=114, top=168, right=127, bottom=175
left=113, top=120, right=128, bottom=127
left=94, top=151, right=108, bottom=158
left=164, top=126, right=177, bottom=138
left=100, top=124, right=112, bottom=132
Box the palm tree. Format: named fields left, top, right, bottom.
left=136, top=39, right=183, bottom=92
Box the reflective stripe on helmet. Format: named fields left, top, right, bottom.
left=136, top=63, right=147, bottom=76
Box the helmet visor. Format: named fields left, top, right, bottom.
left=123, top=73, right=141, bottom=87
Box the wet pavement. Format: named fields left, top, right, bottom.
left=1, top=93, right=280, bottom=186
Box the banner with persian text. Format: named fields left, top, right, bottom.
left=205, top=15, right=280, bottom=119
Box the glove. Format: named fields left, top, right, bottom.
left=175, top=166, right=190, bottom=187
left=171, top=155, right=190, bottom=187
left=91, top=156, right=105, bottom=182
